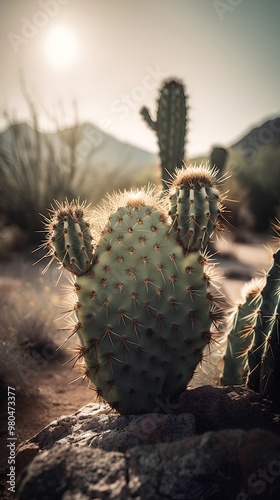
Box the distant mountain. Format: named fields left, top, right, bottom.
left=2, top=117, right=279, bottom=181
left=0, top=122, right=157, bottom=184
left=231, top=117, right=280, bottom=152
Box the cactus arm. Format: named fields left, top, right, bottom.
left=47, top=201, right=93, bottom=276
left=169, top=166, right=223, bottom=252
left=140, top=106, right=157, bottom=131
left=247, top=248, right=280, bottom=391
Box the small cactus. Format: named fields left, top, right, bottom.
left=41, top=164, right=226, bottom=414
left=247, top=248, right=280, bottom=392
left=210, top=147, right=228, bottom=178
left=140, top=79, right=187, bottom=190
left=221, top=247, right=280, bottom=403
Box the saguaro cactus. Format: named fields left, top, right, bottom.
left=42, top=164, right=226, bottom=414
left=140, top=79, right=187, bottom=190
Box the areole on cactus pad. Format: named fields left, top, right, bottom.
left=40, top=164, right=227, bottom=414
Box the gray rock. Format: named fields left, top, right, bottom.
left=176, top=385, right=280, bottom=434
left=128, top=428, right=280, bottom=500
left=16, top=405, right=195, bottom=473
left=17, top=429, right=280, bottom=500
left=89, top=412, right=195, bottom=452
left=17, top=445, right=128, bottom=500
left=16, top=385, right=280, bottom=499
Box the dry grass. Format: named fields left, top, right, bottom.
left=0, top=269, right=68, bottom=395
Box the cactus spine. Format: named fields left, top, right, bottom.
left=221, top=248, right=280, bottom=403
left=43, top=165, right=225, bottom=414
left=140, top=79, right=187, bottom=190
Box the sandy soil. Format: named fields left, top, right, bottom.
left=0, top=232, right=277, bottom=480
left=0, top=359, right=94, bottom=498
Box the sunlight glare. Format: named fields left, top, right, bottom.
left=44, top=25, right=78, bottom=69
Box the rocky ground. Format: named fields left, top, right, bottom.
left=14, top=386, right=280, bottom=499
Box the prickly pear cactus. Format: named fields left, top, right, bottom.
left=42, top=165, right=225, bottom=414
left=140, top=78, right=187, bottom=190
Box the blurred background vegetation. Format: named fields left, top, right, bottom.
left=1, top=103, right=279, bottom=251
left=0, top=95, right=159, bottom=251
left=194, top=119, right=280, bottom=235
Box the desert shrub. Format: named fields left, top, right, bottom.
left=236, top=144, right=280, bottom=231
left=220, top=149, right=253, bottom=232
left=0, top=274, right=66, bottom=394
left=0, top=118, right=91, bottom=245
left=194, top=143, right=280, bottom=233
left=188, top=152, right=248, bottom=233
left=0, top=120, right=159, bottom=247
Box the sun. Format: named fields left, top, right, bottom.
left=44, top=25, right=78, bottom=69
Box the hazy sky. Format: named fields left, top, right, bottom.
left=0, top=0, right=279, bottom=156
